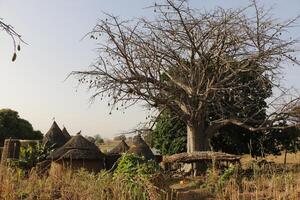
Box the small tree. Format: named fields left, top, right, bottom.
left=73, top=0, right=300, bottom=152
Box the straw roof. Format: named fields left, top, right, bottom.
left=62, top=127, right=71, bottom=140
left=43, top=121, right=67, bottom=148
left=49, top=132, right=104, bottom=160
left=108, top=140, right=129, bottom=155
left=127, top=134, right=155, bottom=160
left=163, top=151, right=241, bottom=164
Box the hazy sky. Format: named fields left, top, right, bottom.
left=0, top=0, right=299, bottom=138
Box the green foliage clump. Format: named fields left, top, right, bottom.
left=0, top=109, right=43, bottom=146
left=114, top=154, right=159, bottom=178
left=9, top=143, right=53, bottom=170
left=151, top=109, right=186, bottom=155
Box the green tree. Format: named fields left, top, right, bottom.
left=151, top=110, right=186, bottom=155
left=0, top=109, right=43, bottom=146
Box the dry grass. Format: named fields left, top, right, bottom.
left=0, top=166, right=165, bottom=200
left=1, top=152, right=300, bottom=200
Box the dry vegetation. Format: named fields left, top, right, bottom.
left=1, top=152, right=300, bottom=200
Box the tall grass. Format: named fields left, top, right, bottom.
left=1, top=162, right=300, bottom=199
left=0, top=166, right=166, bottom=200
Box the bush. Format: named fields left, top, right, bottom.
left=114, top=154, right=159, bottom=178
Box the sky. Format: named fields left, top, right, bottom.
left=0, top=0, right=299, bottom=138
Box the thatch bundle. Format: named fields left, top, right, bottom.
left=61, top=127, right=71, bottom=140
left=108, top=140, right=129, bottom=155
left=43, top=121, right=67, bottom=149
left=163, top=151, right=241, bottom=164
left=127, top=134, right=155, bottom=160
left=0, top=139, right=21, bottom=165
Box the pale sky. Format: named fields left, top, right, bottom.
left=0, top=0, right=299, bottom=138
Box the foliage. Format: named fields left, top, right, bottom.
left=0, top=109, right=43, bottom=146
left=10, top=143, right=53, bottom=170
left=151, top=109, right=186, bottom=155
left=114, top=154, right=159, bottom=178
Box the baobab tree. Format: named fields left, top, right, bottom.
left=73, top=0, right=300, bottom=152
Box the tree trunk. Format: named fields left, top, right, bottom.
left=186, top=121, right=209, bottom=152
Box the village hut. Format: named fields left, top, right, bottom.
left=127, top=134, right=155, bottom=160
left=62, top=127, right=71, bottom=140
left=1, top=139, right=21, bottom=165
left=108, top=139, right=129, bottom=155
left=43, top=121, right=67, bottom=149
left=106, top=139, right=130, bottom=170
left=49, top=132, right=105, bottom=175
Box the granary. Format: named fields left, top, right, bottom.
left=61, top=127, right=71, bottom=140
left=43, top=121, right=68, bottom=149
left=106, top=139, right=130, bottom=170
left=127, top=134, right=155, bottom=160
left=49, top=132, right=105, bottom=175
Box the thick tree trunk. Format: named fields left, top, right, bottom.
left=186, top=121, right=209, bottom=152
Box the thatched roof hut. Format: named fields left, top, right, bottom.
left=43, top=121, right=67, bottom=149
left=108, top=140, right=129, bottom=155
left=61, top=127, right=71, bottom=140
left=127, top=134, right=155, bottom=160
left=49, top=132, right=105, bottom=175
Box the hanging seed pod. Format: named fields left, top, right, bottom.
left=17, top=45, right=21, bottom=51
left=12, top=53, right=17, bottom=62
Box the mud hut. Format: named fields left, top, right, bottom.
left=62, top=127, right=71, bottom=140
left=49, top=132, right=105, bottom=175
left=43, top=121, right=67, bottom=149
left=127, top=134, right=155, bottom=160
left=1, top=139, right=21, bottom=165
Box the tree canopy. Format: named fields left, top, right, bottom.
left=73, top=0, right=300, bottom=152
left=0, top=109, right=43, bottom=146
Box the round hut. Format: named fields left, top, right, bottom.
left=106, top=139, right=130, bottom=170
left=127, top=134, right=155, bottom=160
left=43, top=121, right=67, bottom=149
left=1, top=139, right=21, bottom=165
left=62, top=127, right=71, bottom=141
left=108, top=139, right=129, bottom=155
left=49, top=132, right=105, bottom=175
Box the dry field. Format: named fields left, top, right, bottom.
left=1, top=151, right=300, bottom=200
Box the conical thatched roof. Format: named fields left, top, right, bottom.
left=108, top=140, right=129, bottom=155
left=49, top=132, right=104, bottom=160
left=43, top=121, right=67, bottom=148
left=62, top=127, right=71, bottom=140
left=127, top=134, right=155, bottom=160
